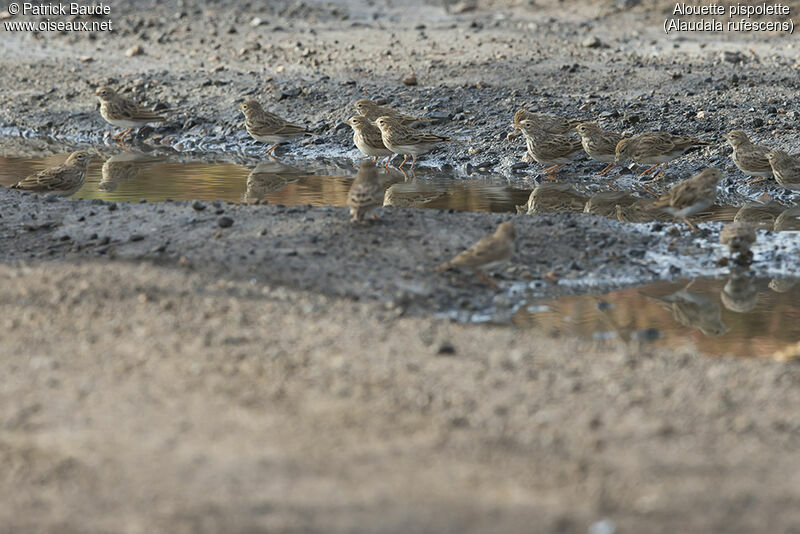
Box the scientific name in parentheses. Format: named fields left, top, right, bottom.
left=665, top=18, right=723, bottom=32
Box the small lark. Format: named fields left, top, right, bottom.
left=239, top=99, right=310, bottom=157
left=652, top=168, right=723, bottom=231
left=575, top=122, right=624, bottom=175
left=435, top=221, right=515, bottom=288
left=725, top=130, right=772, bottom=184
left=774, top=208, right=800, bottom=231
left=733, top=200, right=786, bottom=228
left=11, top=150, right=93, bottom=196
left=615, top=131, right=709, bottom=178
left=584, top=191, right=637, bottom=218
left=615, top=199, right=674, bottom=223
left=518, top=183, right=587, bottom=215
left=515, top=119, right=583, bottom=176
left=374, top=116, right=451, bottom=170
left=347, top=160, right=384, bottom=222
left=765, top=150, right=800, bottom=191
left=354, top=99, right=430, bottom=124
left=346, top=116, right=393, bottom=165
left=720, top=221, right=756, bottom=254
left=512, top=109, right=582, bottom=134
left=95, top=86, right=166, bottom=142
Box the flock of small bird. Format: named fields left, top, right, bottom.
left=4, top=86, right=800, bottom=286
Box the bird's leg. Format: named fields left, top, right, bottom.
left=747, top=177, right=767, bottom=185
left=544, top=164, right=563, bottom=174
left=543, top=174, right=561, bottom=182
left=398, top=155, right=409, bottom=169
left=113, top=128, right=132, bottom=141
left=640, top=184, right=659, bottom=197
left=372, top=156, right=378, bottom=164
left=266, top=144, right=279, bottom=157
left=477, top=270, right=499, bottom=290
left=410, top=155, right=418, bottom=171
left=639, top=164, right=660, bottom=176
left=652, top=164, right=669, bottom=179
left=683, top=218, right=699, bottom=232
left=598, top=162, right=615, bottom=176
left=383, top=155, right=393, bottom=169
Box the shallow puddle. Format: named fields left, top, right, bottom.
left=515, top=277, right=800, bottom=358
left=0, top=152, right=530, bottom=213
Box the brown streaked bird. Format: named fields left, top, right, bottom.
left=374, top=115, right=451, bottom=171
left=518, top=183, right=587, bottom=215
left=615, top=131, right=710, bottom=178
left=615, top=199, right=675, bottom=223
left=644, top=282, right=728, bottom=337
left=95, top=85, right=166, bottom=142
left=651, top=168, right=723, bottom=231
left=238, top=99, right=310, bottom=157
left=347, top=160, right=384, bottom=222
left=583, top=191, right=637, bottom=218
left=773, top=208, right=800, bottom=231
left=10, top=150, right=93, bottom=196
left=719, top=221, right=756, bottom=254
left=346, top=115, right=393, bottom=166
left=725, top=130, right=772, bottom=184
left=512, top=109, right=583, bottom=134
left=769, top=278, right=798, bottom=293
left=515, top=119, right=583, bottom=177
left=575, top=122, right=624, bottom=175
left=353, top=99, right=430, bottom=125
left=733, top=200, right=786, bottom=228
left=435, top=221, right=515, bottom=288
left=765, top=149, right=800, bottom=191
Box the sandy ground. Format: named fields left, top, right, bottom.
left=2, top=0, right=800, bottom=531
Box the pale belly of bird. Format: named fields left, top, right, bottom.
left=103, top=117, right=149, bottom=128
left=354, top=133, right=391, bottom=157
left=633, top=150, right=685, bottom=165
left=250, top=132, right=297, bottom=144
left=385, top=143, right=435, bottom=156
left=582, top=140, right=615, bottom=162
left=474, top=258, right=509, bottom=273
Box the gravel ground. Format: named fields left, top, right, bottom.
left=2, top=0, right=800, bottom=531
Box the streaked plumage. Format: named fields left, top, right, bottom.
left=346, top=115, right=392, bottom=164
left=435, top=221, right=515, bottom=282
left=239, top=99, right=310, bottom=156
left=765, top=150, right=800, bottom=191
left=733, top=201, right=786, bottom=228
left=375, top=116, right=450, bottom=170
left=652, top=168, right=723, bottom=230
left=725, top=130, right=772, bottom=180
left=583, top=191, right=637, bottom=218
left=721, top=274, right=758, bottom=313
left=575, top=122, right=624, bottom=175
left=515, top=119, right=583, bottom=174
left=383, top=184, right=446, bottom=208
left=518, top=183, right=587, bottom=215
left=615, top=131, right=710, bottom=177
left=513, top=109, right=582, bottom=134
left=615, top=199, right=674, bottom=223
left=95, top=85, right=166, bottom=141
left=10, top=150, right=92, bottom=196
left=774, top=208, right=800, bottom=231
left=347, top=161, right=384, bottom=222
left=354, top=99, right=429, bottom=125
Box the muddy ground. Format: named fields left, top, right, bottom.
left=2, top=0, right=800, bottom=532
